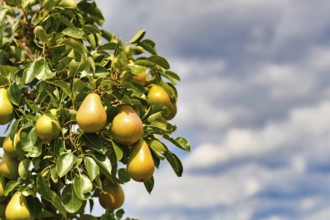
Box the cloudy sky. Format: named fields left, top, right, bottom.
left=3, top=0, right=330, bottom=219
left=92, top=0, right=330, bottom=219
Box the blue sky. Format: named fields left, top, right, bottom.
left=3, top=0, right=330, bottom=219
left=92, top=1, right=330, bottom=219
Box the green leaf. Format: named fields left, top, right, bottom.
left=84, top=156, right=100, bottom=181
left=111, top=140, right=123, bottom=161
left=161, top=70, right=181, bottom=84
left=62, top=27, right=86, bottom=40
left=0, top=65, right=18, bottom=79
left=115, top=209, right=125, bottom=219
left=42, top=0, right=60, bottom=11
left=163, top=135, right=190, bottom=152
left=129, top=29, right=146, bottom=44
left=118, top=168, right=130, bottom=183
left=90, top=153, right=112, bottom=180
left=134, top=59, right=156, bottom=68
left=47, top=80, right=71, bottom=98
left=18, top=159, right=30, bottom=179
left=20, top=127, right=39, bottom=154
left=122, top=81, right=146, bottom=98
left=62, top=38, right=87, bottom=55
left=23, top=58, right=55, bottom=83
left=58, top=0, right=77, bottom=9
left=36, top=174, right=67, bottom=218
left=139, top=39, right=157, bottom=55
left=129, top=64, right=147, bottom=75
left=101, top=29, right=114, bottom=41
left=83, top=24, right=101, bottom=34
left=56, top=153, right=77, bottom=177
left=164, top=151, right=183, bottom=177
left=4, top=180, right=20, bottom=196
left=33, top=26, right=48, bottom=43
left=25, top=195, right=43, bottom=218
left=73, top=174, right=93, bottom=200
left=8, top=83, right=22, bottom=106
left=148, top=118, right=171, bottom=132
left=0, top=8, right=8, bottom=24
left=144, top=176, right=154, bottom=194
left=62, top=184, right=83, bottom=213
left=82, top=133, right=105, bottom=154
left=149, top=139, right=166, bottom=159
left=72, top=78, right=85, bottom=96
left=148, top=55, right=170, bottom=69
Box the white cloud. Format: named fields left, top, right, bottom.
left=254, top=64, right=315, bottom=99
left=184, top=101, right=330, bottom=170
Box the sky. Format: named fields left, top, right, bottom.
left=92, top=0, right=330, bottom=219
left=3, top=0, right=330, bottom=219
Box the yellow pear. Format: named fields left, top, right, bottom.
left=76, top=93, right=107, bottom=133
left=5, top=192, right=33, bottom=220
left=3, top=132, right=20, bottom=158
left=133, top=72, right=147, bottom=85
left=36, top=114, right=60, bottom=141
left=147, top=84, right=171, bottom=107
left=110, top=105, right=143, bottom=145
left=127, top=139, right=154, bottom=182
left=0, top=175, right=5, bottom=202
left=0, top=88, right=13, bottom=125
left=0, top=155, right=19, bottom=180
left=99, top=182, right=125, bottom=210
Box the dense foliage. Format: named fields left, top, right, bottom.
left=0, top=0, right=189, bottom=219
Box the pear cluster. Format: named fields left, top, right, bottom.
left=0, top=88, right=63, bottom=218
left=76, top=94, right=154, bottom=188
left=0, top=88, right=34, bottom=219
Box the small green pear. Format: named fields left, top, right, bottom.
left=36, top=114, right=60, bottom=141
left=0, top=88, right=13, bottom=125
left=0, top=155, right=19, bottom=180
left=76, top=93, right=107, bottom=133
left=127, top=139, right=154, bottom=182
left=110, top=105, right=143, bottom=145
left=3, top=132, right=20, bottom=158
left=5, top=192, right=34, bottom=220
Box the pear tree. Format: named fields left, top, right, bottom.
left=0, top=0, right=190, bottom=219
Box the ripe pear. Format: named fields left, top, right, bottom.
left=0, top=88, right=13, bottom=125
left=0, top=155, right=19, bottom=180
left=127, top=139, right=154, bottom=182
left=5, top=192, right=33, bottom=220
left=133, top=72, right=147, bottom=85
left=76, top=93, right=107, bottom=133
left=99, top=182, right=125, bottom=210
left=3, top=132, right=20, bottom=158
left=0, top=175, right=5, bottom=202
left=36, top=114, right=60, bottom=141
left=147, top=84, right=171, bottom=107
left=110, top=105, right=143, bottom=145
